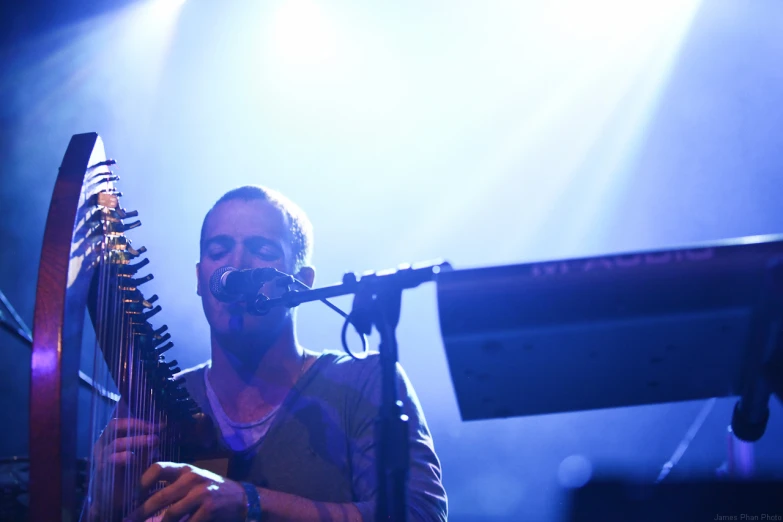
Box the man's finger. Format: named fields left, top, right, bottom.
left=106, top=451, right=134, bottom=466
left=139, top=462, right=195, bottom=491
left=103, top=418, right=160, bottom=442
left=187, top=506, right=213, bottom=522
left=105, top=434, right=159, bottom=456
left=160, top=489, right=203, bottom=522
left=126, top=470, right=194, bottom=522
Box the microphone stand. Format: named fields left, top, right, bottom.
left=731, top=259, right=783, bottom=443
left=251, top=260, right=451, bottom=522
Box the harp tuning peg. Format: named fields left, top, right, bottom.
left=155, top=341, right=174, bottom=356
left=131, top=273, right=154, bottom=287
left=120, top=220, right=141, bottom=232
left=118, top=209, right=138, bottom=219
left=119, top=258, right=150, bottom=275
left=88, top=159, right=117, bottom=170
left=142, top=304, right=162, bottom=320
left=125, top=244, right=147, bottom=258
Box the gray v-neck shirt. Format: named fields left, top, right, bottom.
left=203, top=367, right=281, bottom=451
left=179, top=351, right=448, bottom=522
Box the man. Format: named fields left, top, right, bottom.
left=94, top=186, right=447, bottom=521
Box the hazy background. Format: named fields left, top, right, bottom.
left=1, top=0, right=782, bottom=520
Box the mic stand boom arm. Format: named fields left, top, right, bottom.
left=251, top=260, right=452, bottom=314
left=251, top=260, right=451, bottom=522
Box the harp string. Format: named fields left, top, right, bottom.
left=113, top=230, right=126, bottom=519
left=83, top=194, right=192, bottom=522
left=104, top=225, right=113, bottom=522
left=87, top=229, right=106, bottom=521
left=89, top=222, right=119, bottom=522
left=121, top=264, right=132, bottom=518
left=52, top=143, right=199, bottom=522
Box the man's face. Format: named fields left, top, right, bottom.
left=196, top=199, right=295, bottom=345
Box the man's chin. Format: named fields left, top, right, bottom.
left=208, top=307, right=288, bottom=346
left=212, top=319, right=277, bottom=346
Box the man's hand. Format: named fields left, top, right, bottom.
left=90, top=417, right=160, bottom=518
left=126, top=462, right=248, bottom=522
left=95, top=418, right=160, bottom=468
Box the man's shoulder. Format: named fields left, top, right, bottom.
left=315, top=350, right=381, bottom=380
left=314, top=350, right=416, bottom=396
left=318, top=349, right=379, bottom=365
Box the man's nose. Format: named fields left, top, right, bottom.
left=229, top=247, right=254, bottom=270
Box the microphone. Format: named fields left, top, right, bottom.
left=209, top=266, right=284, bottom=302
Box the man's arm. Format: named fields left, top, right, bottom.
left=127, top=463, right=366, bottom=522
left=256, top=487, right=362, bottom=522
left=126, top=356, right=447, bottom=522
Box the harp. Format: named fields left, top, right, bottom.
left=29, top=133, right=205, bottom=521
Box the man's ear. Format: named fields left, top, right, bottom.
left=296, top=266, right=315, bottom=288
left=196, top=262, right=202, bottom=296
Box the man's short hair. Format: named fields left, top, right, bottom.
left=200, top=185, right=313, bottom=272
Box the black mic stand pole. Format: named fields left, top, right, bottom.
left=252, top=261, right=451, bottom=522
left=731, top=258, right=783, bottom=443
left=349, top=276, right=408, bottom=522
